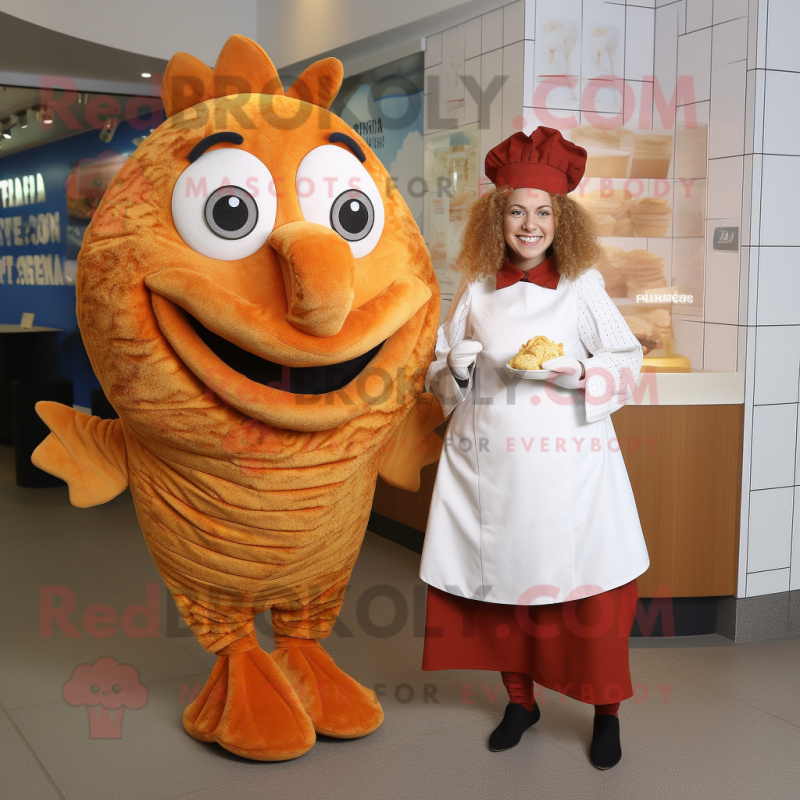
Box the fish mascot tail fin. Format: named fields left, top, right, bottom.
left=182, top=633, right=316, bottom=761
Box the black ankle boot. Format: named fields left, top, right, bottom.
left=488, top=703, right=541, bottom=751
left=590, top=714, right=621, bottom=769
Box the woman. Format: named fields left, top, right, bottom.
left=420, top=128, right=650, bottom=769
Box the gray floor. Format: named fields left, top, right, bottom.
left=1, top=444, right=799, bottom=800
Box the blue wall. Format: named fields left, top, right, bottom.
left=0, top=116, right=162, bottom=406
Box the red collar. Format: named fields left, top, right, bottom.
left=496, top=253, right=561, bottom=290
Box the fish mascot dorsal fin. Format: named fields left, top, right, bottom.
left=162, top=52, right=214, bottom=118
left=161, top=35, right=345, bottom=118
left=162, top=34, right=285, bottom=118
left=213, top=34, right=284, bottom=98
left=285, top=58, right=344, bottom=109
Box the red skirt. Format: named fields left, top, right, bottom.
left=422, top=581, right=638, bottom=704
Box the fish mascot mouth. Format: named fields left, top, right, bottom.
left=147, top=258, right=431, bottom=431
left=186, top=313, right=383, bottom=395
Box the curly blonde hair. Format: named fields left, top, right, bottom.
left=452, top=186, right=602, bottom=283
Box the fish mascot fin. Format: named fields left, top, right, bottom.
left=32, top=402, right=128, bottom=507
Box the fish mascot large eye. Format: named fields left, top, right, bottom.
left=32, top=35, right=442, bottom=761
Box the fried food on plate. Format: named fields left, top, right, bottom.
left=509, top=335, right=564, bottom=370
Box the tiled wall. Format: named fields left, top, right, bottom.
left=737, top=0, right=800, bottom=599
left=422, top=0, right=799, bottom=599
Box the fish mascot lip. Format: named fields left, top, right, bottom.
left=31, top=35, right=443, bottom=761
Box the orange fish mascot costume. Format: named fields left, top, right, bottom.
left=31, top=35, right=442, bottom=761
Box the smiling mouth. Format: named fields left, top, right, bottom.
left=517, top=235, right=542, bottom=245
left=187, top=314, right=383, bottom=394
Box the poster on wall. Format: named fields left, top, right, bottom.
left=0, top=114, right=162, bottom=405
left=425, top=126, right=479, bottom=308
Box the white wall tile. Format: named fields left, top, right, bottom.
left=714, top=0, right=748, bottom=25
left=673, top=317, right=705, bottom=367
left=483, top=7, right=504, bottom=53
left=425, top=32, right=442, bottom=68
left=678, top=28, right=711, bottom=104
left=523, top=39, right=535, bottom=108
left=464, top=17, right=482, bottom=60
left=763, top=71, right=800, bottom=157
left=744, top=68, right=765, bottom=155
left=740, top=153, right=753, bottom=245
left=582, top=0, right=625, bottom=81
left=765, top=0, right=800, bottom=72
left=747, top=0, right=758, bottom=71
left=533, top=0, right=583, bottom=113
left=441, top=25, right=466, bottom=128
left=464, top=56, right=481, bottom=125
left=753, top=0, right=768, bottom=70
left=760, top=156, right=800, bottom=246
left=625, top=7, right=655, bottom=83
left=686, top=0, right=712, bottom=32
left=791, top=487, right=800, bottom=591
left=738, top=246, right=754, bottom=324
left=672, top=236, right=705, bottom=308
left=748, top=487, right=794, bottom=571
left=673, top=176, right=706, bottom=237
left=796, top=407, right=800, bottom=484
left=424, top=64, right=444, bottom=135
left=520, top=105, right=581, bottom=137
left=750, top=403, right=797, bottom=490
left=756, top=246, right=800, bottom=325
left=504, top=0, right=525, bottom=46
left=746, top=567, right=791, bottom=596
left=703, top=322, right=738, bottom=370
left=712, top=17, right=747, bottom=66
left=753, top=326, right=800, bottom=405
left=623, top=80, right=654, bottom=132
left=709, top=60, right=746, bottom=158
left=736, top=323, right=748, bottom=371
left=524, top=0, right=536, bottom=41
left=480, top=48, right=504, bottom=177
left=654, top=2, right=680, bottom=131
left=744, top=154, right=763, bottom=247
left=502, top=41, right=525, bottom=140
left=674, top=101, right=709, bottom=180
left=705, top=218, right=740, bottom=324
left=707, top=156, right=742, bottom=219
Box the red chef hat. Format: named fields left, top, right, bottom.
left=484, top=127, right=587, bottom=194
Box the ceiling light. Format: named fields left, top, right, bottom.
left=141, top=72, right=151, bottom=78
left=20, top=110, right=28, bottom=128
left=41, top=105, right=53, bottom=125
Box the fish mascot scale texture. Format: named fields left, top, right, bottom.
left=32, top=35, right=443, bottom=761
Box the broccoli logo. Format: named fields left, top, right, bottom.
left=62, top=657, right=148, bottom=738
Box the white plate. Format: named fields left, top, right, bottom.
left=505, top=362, right=553, bottom=380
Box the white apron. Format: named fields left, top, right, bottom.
left=420, top=271, right=650, bottom=605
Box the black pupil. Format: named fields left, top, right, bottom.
left=212, top=194, right=249, bottom=232
left=338, top=199, right=369, bottom=235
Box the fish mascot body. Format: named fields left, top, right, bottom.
left=32, top=36, right=442, bottom=761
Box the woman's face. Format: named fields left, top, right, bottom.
left=503, top=188, right=555, bottom=269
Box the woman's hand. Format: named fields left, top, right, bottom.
left=447, top=341, right=483, bottom=380
left=541, top=355, right=584, bottom=389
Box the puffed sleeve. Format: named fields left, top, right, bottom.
left=574, top=269, right=643, bottom=423
left=424, top=278, right=474, bottom=417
